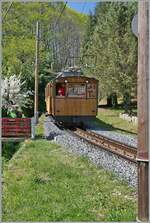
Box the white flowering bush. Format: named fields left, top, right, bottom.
left=2, top=75, right=33, bottom=113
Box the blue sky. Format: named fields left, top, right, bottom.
left=67, top=2, right=97, bottom=14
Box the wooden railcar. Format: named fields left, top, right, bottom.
left=45, top=69, right=98, bottom=124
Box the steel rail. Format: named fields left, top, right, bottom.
left=73, top=128, right=137, bottom=163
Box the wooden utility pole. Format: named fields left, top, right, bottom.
left=34, top=21, right=40, bottom=124
left=137, top=1, right=149, bottom=221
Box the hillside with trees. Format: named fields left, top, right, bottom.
left=82, top=2, right=138, bottom=110
left=2, top=2, right=138, bottom=117
left=2, top=2, right=87, bottom=116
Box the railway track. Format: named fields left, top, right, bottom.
left=72, top=128, right=137, bottom=163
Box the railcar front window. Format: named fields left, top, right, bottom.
left=67, top=84, right=86, bottom=98
left=87, top=84, right=96, bottom=98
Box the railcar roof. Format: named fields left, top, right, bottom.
left=56, top=75, right=98, bottom=81
left=49, top=67, right=98, bottom=84
left=59, top=68, right=97, bottom=78
left=56, top=67, right=83, bottom=78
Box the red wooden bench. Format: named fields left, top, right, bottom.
left=2, top=118, right=33, bottom=138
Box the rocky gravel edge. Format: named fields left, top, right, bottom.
left=86, top=124, right=137, bottom=148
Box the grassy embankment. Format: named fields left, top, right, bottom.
left=96, top=108, right=137, bottom=135
left=3, top=115, right=137, bottom=221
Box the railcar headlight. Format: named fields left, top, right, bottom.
left=65, top=80, right=68, bottom=83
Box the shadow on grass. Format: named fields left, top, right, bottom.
left=98, top=104, right=137, bottom=116
left=2, top=142, right=21, bottom=161
left=35, top=133, right=44, bottom=138
left=94, top=118, right=137, bottom=135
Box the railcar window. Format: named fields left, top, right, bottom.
left=56, top=83, right=66, bottom=97
left=87, top=84, right=96, bottom=98
left=67, top=84, right=86, bottom=98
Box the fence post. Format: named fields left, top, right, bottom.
left=31, top=117, right=35, bottom=139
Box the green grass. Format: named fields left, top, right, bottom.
left=36, top=114, right=45, bottom=137
left=2, top=115, right=137, bottom=221
left=96, top=108, right=137, bottom=135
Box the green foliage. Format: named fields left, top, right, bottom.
left=2, top=2, right=87, bottom=115
left=82, top=2, right=138, bottom=102
left=2, top=142, right=21, bottom=161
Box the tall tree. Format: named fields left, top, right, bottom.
left=82, top=2, right=138, bottom=108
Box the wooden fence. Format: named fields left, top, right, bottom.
left=2, top=118, right=35, bottom=139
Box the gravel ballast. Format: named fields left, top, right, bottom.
left=86, top=123, right=137, bottom=148
left=44, top=117, right=137, bottom=187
